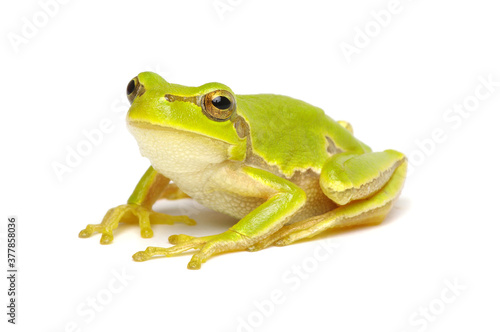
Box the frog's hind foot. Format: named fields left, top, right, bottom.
left=132, top=230, right=251, bottom=270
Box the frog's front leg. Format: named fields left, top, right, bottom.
left=251, top=150, right=407, bottom=250
left=132, top=166, right=306, bottom=269
left=79, top=166, right=195, bottom=244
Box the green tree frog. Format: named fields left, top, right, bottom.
left=79, top=72, right=407, bottom=269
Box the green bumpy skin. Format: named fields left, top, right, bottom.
left=79, top=72, right=407, bottom=269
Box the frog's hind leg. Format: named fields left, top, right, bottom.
left=250, top=151, right=407, bottom=250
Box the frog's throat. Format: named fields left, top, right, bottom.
left=127, top=121, right=233, bottom=175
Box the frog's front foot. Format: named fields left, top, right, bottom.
left=132, top=230, right=251, bottom=269
left=79, top=204, right=196, bottom=244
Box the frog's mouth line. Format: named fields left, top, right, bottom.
left=127, top=120, right=175, bottom=131
left=127, top=120, right=233, bottom=146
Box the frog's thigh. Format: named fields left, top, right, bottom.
left=185, top=167, right=306, bottom=266
left=133, top=165, right=307, bottom=269
left=320, top=149, right=406, bottom=206
left=274, top=157, right=407, bottom=246
left=250, top=153, right=407, bottom=250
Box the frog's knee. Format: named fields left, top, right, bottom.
left=337, top=120, right=353, bottom=134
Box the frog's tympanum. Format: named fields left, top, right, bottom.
left=79, top=72, right=407, bottom=269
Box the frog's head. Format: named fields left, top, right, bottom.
left=126, top=72, right=247, bottom=175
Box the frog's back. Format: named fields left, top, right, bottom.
left=235, top=94, right=369, bottom=177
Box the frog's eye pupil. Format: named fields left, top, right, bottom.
left=127, top=79, right=136, bottom=95
left=201, top=90, right=235, bottom=122
left=212, top=96, right=231, bottom=110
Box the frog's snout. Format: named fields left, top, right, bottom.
left=127, top=76, right=145, bottom=104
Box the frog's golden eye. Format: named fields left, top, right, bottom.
left=201, top=90, right=236, bottom=122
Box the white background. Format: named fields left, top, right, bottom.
left=1, top=0, right=500, bottom=331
